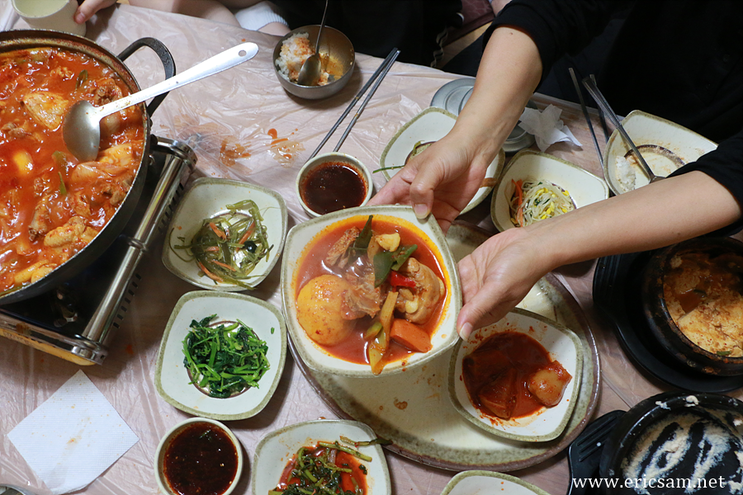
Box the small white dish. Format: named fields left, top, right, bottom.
left=281, top=205, right=462, bottom=378
left=603, top=110, right=717, bottom=195
left=441, top=470, right=550, bottom=495
left=155, top=417, right=243, bottom=495
left=252, top=419, right=391, bottom=495
left=162, top=177, right=287, bottom=290
left=491, top=149, right=608, bottom=232
left=154, top=290, right=287, bottom=421
left=379, top=107, right=505, bottom=215
left=449, top=308, right=583, bottom=442
left=296, top=152, right=373, bottom=218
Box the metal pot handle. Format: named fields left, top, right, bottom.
left=117, top=37, right=176, bottom=116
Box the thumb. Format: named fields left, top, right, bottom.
left=456, top=286, right=514, bottom=340
left=406, top=157, right=447, bottom=220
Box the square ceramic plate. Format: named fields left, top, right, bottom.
left=448, top=308, right=583, bottom=442
left=379, top=107, right=505, bottom=215
left=491, top=149, right=608, bottom=232
left=281, top=205, right=462, bottom=378
left=441, top=470, right=550, bottom=495
left=154, top=290, right=287, bottom=421
left=162, top=177, right=287, bottom=290
left=603, top=110, right=717, bottom=195
left=251, top=420, right=391, bottom=495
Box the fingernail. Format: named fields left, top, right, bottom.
left=459, top=322, right=472, bottom=340
left=74, top=13, right=85, bottom=23
left=413, top=204, right=428, bottom=219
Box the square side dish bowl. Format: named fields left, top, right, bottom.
left=441, top=470, right=550, bottom=495
left=491, top=150, right=608, bottom=232
left=281, top=205, right=462, bottom=378
left=448, top=308, right=583, bottom=442
left=154, top=290, right=287, bottom=421
left=603, top=110, right=717, bottom=195
left=379, top=107, right=505, bottom=215
left=252, top=419, right=390, bottom=495
left=162, top=177, right=287, bottom=291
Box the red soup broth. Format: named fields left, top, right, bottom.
left=294, top=215, right=448, bottom=365
left=463, top=331, right=552, bottom=419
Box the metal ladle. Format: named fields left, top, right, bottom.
left=63, top=42, right=259, bottom=162
left=296, top=0, right=329, bottom=86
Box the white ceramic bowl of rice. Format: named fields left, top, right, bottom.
left=273, top=25, right=355, bottom=100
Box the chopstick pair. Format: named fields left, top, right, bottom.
left=309, top=47, right=401, bottom=159
left=568, top=67, right=605, bottom=168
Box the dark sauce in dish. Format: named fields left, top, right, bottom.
left=163, top=422, right=238, bottom=495
left=301, top=161, right=367, bottom=215
left=463, top=331, right=551, bottom=419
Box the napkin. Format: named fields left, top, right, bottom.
left=0, top=1, right=18, bottom=31
left=518, top=104, right=582, bottom=152
left=8, top=370, right=139, bottom=495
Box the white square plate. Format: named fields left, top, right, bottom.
left=379, top=107, right=505, bottom=215
left=252, top=420, right=391, bottom=495
left=449, top=308, right=583, bottom=442
left=162, top=177, right=287, bottom=290
left=603, top=110, right=717, bottom=195
left=441, top=470, right=550, bottom=495
left=491, top=150, right=608, bottom=232
left=154, top=290, right=287, bottom=420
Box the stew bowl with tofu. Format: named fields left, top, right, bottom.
left=281, top=205, right=461, bottom=378
left=0, top=30, right=174, bottom=304
left=448, top=308, right=583, bottom=442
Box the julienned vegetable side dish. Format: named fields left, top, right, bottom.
left=294, top=215, right=447, bottom=374
left=182, top=314, right=271, bottom=398
left=270, top=438, right=372, bottom=495
left=0, top=47, right=144, bottom=295
left=508, top=178, right=575, bottom=227
left=171, top=199, right=272, bottom=288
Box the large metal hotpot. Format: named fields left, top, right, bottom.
left=0, top=30, right=176, bottom=305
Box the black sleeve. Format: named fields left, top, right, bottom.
left=484, top=0, right=629, bottom=82
left=670, top=128, right=743, bottom=224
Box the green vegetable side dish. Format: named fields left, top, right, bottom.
left=269, top=438, right=372, bottom=495
left=182, top=314, right=271, bottom=399
left=171, top=199, right=273, bottom=289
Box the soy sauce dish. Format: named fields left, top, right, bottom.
left=155, top=418, right=243, bottom=495
left=296, top=152, right=373, bottom=218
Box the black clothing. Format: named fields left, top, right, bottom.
left=273, top=0, right=462, bottom=67
left=487, top=0, right=743, bottom=220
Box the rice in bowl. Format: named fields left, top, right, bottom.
left=276, top=32, right=330, bottom=85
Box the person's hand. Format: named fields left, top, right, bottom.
left=369, top=129, right=493, bottom=234
left=456, top=226, right=552, bottom=339
left=74, top=0, right=117, bottom=24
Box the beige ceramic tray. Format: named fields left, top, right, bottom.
left=291, top=222, right=600, bottom=471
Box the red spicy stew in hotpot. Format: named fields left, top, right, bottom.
left=0, top=47, right=144, bottom=295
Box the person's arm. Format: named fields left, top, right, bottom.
left=76, top=0, right=241, bottom=26
left=370, top=26, right=542, bottom=232
left=456, top=170, right=743, bottom=338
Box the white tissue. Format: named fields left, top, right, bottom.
left=518, top=104, right=582, bottom=152
left=8, top=370, right=139, bottom=495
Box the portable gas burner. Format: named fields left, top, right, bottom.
left=0, top=137, right=195, bottom=365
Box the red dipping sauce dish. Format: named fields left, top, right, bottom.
left=296, top=152, right=373, bottom=217
left=154, top=418, right=244, bottom=495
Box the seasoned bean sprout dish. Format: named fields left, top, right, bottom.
left=509, top=178, right=575, bottom=227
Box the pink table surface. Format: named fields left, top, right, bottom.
left=2, top=4, right=741, bottom=495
